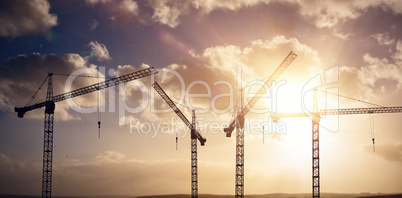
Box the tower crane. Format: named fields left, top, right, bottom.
left=270, top=90, right=402, bottom=198
left=152, top=82, right=206, bottom=198
left=14, top=67, right=158, bottom=198
left=223, top=51, right=297, bottom=198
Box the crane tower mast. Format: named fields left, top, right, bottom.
left=271, top=100, right=402, bottom=198
left=224, top=51, right=297, bottom=198
left=15, top=67, right=158, bottom=198
left=152, top=82, right=206, bottom=197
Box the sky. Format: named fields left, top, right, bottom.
left=0, top=0, right=402, bottom=196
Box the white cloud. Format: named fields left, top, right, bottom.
left=147, top=0, right=402, bottom=29
left=148, top=0, right=272, bottom=28
left=337, top=41, right=402, bottom=105
left=332, top=29, right=354, bottom=40
left=296, top=0, right=362, bottom=28
left=85, top=0, right=111, bottom=5
left=392, top=40, right=402, bottom=66
left=296, top=0, right=402, bottom=28
left=0, top=0, right=57, bottom=37
left=372, top=32, right=395, bottom=46
left=122, top=0, right=139, bottom=15
left=192, top=0, right=270, bottom=14
left=361, top=53, right=402, bottom=89
left=86, top=0, right=139, bottom=17
left=122, top=36, right=322, bottom=131
left=96, top=151, right=126, bottom=163
left=88, top=41, right=112, bottom=62
left=150, top=0, right=191, bottom=28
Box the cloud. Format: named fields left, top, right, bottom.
left=146, top=0, right=402, bottom=29
left=83, top=0, right=402, bottom=29
left=296, top=0, right=362, bottom=28
left=85, top=0, right=112, bottom=5
left=337, top=40, right=402, bottom=105
left=116, top=36, right=322, bottom=134
left=88, top=41, right=112, bottom=62
left=96, top=151, right=126, bottom=163
left=150, top=0, right=191, bottom=28
left=86, top=0, right=139, bottom=20
left=360, top=53, right=402, bottom=88
left=0, top=0, right=57, bottom=37
left=192, top=0, right=270, bottom=14
left=372, top=32, right=395, bottom=46
left=0, top=151, right=193, bottom=196
left=332, top=29, right=354, bottom=40
left=89, top=19, right=99, bottom=30
left=122, top=0, right=139, bottom=15
left=294, top=0, right=402, bottom=28
left=392, top=40, right=402, bottom=66
left=0, top=53, right=101, bottom=120
left=148, top=0, right=272, bottom=28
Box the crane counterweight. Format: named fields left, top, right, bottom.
left=15, top=67, right=158, bottom=118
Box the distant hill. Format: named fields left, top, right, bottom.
left=137, top=193, right=402, bottom=198
left=1, top=193, right=402, bottom=198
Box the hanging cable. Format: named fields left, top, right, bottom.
left=369, top=114, right=375, bottom=152
left=55, top=72, right=106, bottom=138
left=97, top=72, right=101, bottom=139
left=262, top=125, right=265, bottom=144
left=53, top=73, right=110, bottom=79
left=317, top=89, right=384, bottom=107
left=176, top=131, right=178, bottom=151
left=25, top=76, right=49, bottom=106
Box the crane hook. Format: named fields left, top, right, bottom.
left=176, top=132, right=178, bottom=151
left=369, top=114, right=375, bottom=152
left=98, top=121, right=101, bottom=139
left=372, top=137, right=375, bottom=152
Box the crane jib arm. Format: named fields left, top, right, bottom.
left=224, top=51, right=297, bottom=137
left=270, top=106, right=402, bottom=120
left=15, top=67, right=158, bottom=118
left=151, top=82, right=206, bottom=146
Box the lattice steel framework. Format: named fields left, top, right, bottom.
left=191, top=110, right=198, bottom=198
left=312, top=89, right=320, bottom=198
left=152, top=82, right=206, bottom=145
left=152, top=82, right=206, bottom=197
left=224, top=51, right=298, bottom=137
left=15, top=67, right=158, bottom=118
left=270, top=96, right=402, bottom=198
left=272, top=106, right=402, bottom=118
left=222, top=51, right=297, bottom=198
left=42, top=74, right=55, bottom=198
left=15, top=67, right=158, bottom=198
left=235, top=89, right=245, bottom=198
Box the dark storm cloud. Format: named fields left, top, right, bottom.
left=0, top=0, right=57, bottom=37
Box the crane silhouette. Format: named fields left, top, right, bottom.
left=14, top=67, right=158, bottom=198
